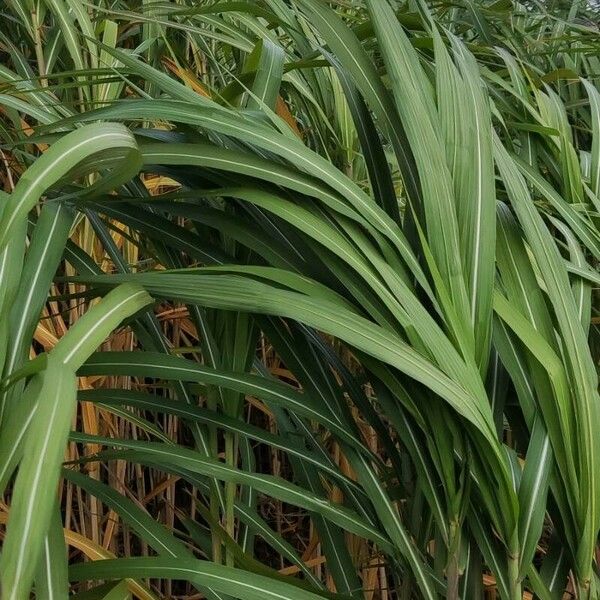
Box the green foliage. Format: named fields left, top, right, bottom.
left=0, top=1, right=599, bottom=599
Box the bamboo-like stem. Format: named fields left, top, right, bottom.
left=225, top=431, right=236, bottom=567
left=507, top=547, right=522, bottom=600
left=31, top=10, right=47, bottom=87
left=445, top=521, right=461, bottom=600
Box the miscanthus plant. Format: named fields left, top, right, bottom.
left=0, top=1, right=599, bottom=599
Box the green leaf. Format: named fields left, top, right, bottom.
left=0, top=123, right=141, bottom=253
left=70, top=557, right=333, bottom=600
left=0, top=284, right=151, bottom=599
